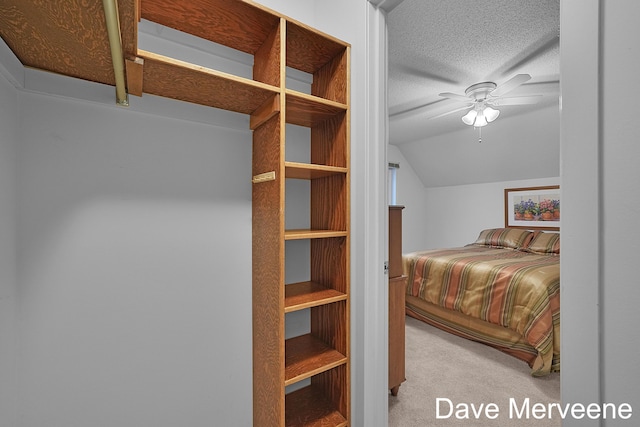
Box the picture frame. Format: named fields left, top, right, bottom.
left=504, top=185, right=560, bottom=231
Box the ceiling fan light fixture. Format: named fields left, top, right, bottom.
left=462, top=109, right=478, bottom=125
left=473, top=111, right=488, bottom=127
left=484, top=106, right=500, bottom=122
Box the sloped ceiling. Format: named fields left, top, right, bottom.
left=386, top=0, right=560, bottom=187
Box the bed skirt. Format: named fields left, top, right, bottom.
left=405, top=295, right=559, bottom=376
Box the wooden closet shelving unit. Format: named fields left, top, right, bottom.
left=253, top=11, right=351, bottom=424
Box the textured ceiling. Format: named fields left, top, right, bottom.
left=387, top=0, right=560, bottom=145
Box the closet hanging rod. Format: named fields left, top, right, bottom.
left=102, top=0, right=129, bottom=106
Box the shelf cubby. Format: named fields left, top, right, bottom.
left=285, top=384, right=348, bottom=427
left=285, top=281, right=347, bottom=313
left=285, top=91, right=347, bottom=128
left=285, top=333, right=347, bottom=386
left=286, top=21, right=349, bottom=105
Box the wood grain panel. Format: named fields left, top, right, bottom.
left=388, top=206, right=405, bottom=278
left=312, top=48, right=348, bottom=104
left=285, top=385, right=347, bottom=427
left=141, top=0, right=280, bottom=55
left=311, top=113, right=347, bottom=167
left=253, top=113, right=285, bottom=427
left=284, top=334, right=347, bottom=386
left=311, top=175, right=347, bottom=231
left=286, top=21, right=348, bottom=74
left=285, top=281, right=347, bottom=313
left=0, top=0, right=114, bottom=85
left=285, top=162, right=347, bottom=180
left=311, top=364, right=349, bottom=423
left=118, top=0, right=138, bottom=59
left=311, top=302, right=348, bottom=355
left=310, top=238, right=348, bottom=293
left=254, top=18, right=282, bottom=87
left=286, top=92, right=347, bottom=128
left=388, top=275, right=406, bottom=395
left=125, top=57, right=144, bottom=96
left=250, top=94, right=280, bottom=131
left=139, top=50, right=279, bottom=114
left=284, top=230, right=347, bottom=240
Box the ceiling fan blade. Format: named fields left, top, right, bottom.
left=490, top=95, right=541, bottom=106
left=438, top=92, right=471, bottom=103
left=490, top=74, right=532, bottom=97
left=429, top=105, right=472, bottom=120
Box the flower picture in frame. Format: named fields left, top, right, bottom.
left=504, top=185, right=560, bottom=231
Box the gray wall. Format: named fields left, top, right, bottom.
left=17, top=89, right=254, bottom=427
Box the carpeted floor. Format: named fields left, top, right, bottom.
left=389, top=316, right=561, bottom=427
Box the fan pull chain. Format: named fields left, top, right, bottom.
left=478, top=126, right=482, bottom=143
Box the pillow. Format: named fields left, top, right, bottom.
left=524, top=232, right=560, bottom=254
left=471, top=228, right=534, bottom=249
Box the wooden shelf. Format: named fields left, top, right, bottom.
left=285, top=229, right=347, bottom=240
left=285, top=281, right=347, bottom=313
left=137, top=50, right=279, bottom=114
left=285, top=162, right=347, bottom=180
left=286, top=21, right=348, bottom=76
left=285, top=334, right=347, bottom=386
left=285, top=385, right=348, bottom=427
left=286, top=91, right=347, bottom=127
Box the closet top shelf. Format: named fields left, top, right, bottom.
left=140, top=0, right=282, bottom=56
left=138, top=50, right=280, bottom=114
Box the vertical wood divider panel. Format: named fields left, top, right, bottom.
left=253, top=113, right=285, bottom=426
left=253, top=16, right=286, bottom=427
left=254, top=20, right=281, bottom=87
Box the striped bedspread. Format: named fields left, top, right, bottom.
left=404, top=245, right=560, bottom=376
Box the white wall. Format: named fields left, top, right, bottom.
left=600, top=0, right=640, bottom=422
left=424, top=177, right=559, bottom=248
left=0, top=64, right=19, bottom=427
left=16, top=91, right=254, bottom=427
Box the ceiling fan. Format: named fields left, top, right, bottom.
left=437, top=74, right=542, bottom=128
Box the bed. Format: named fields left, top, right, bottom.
left=402, top=228, right=560, bottom=376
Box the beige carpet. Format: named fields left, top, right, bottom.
left=389, top=316, right=561, bottom=427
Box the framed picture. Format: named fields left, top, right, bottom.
left=504, top=185, right=560, bottom=231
